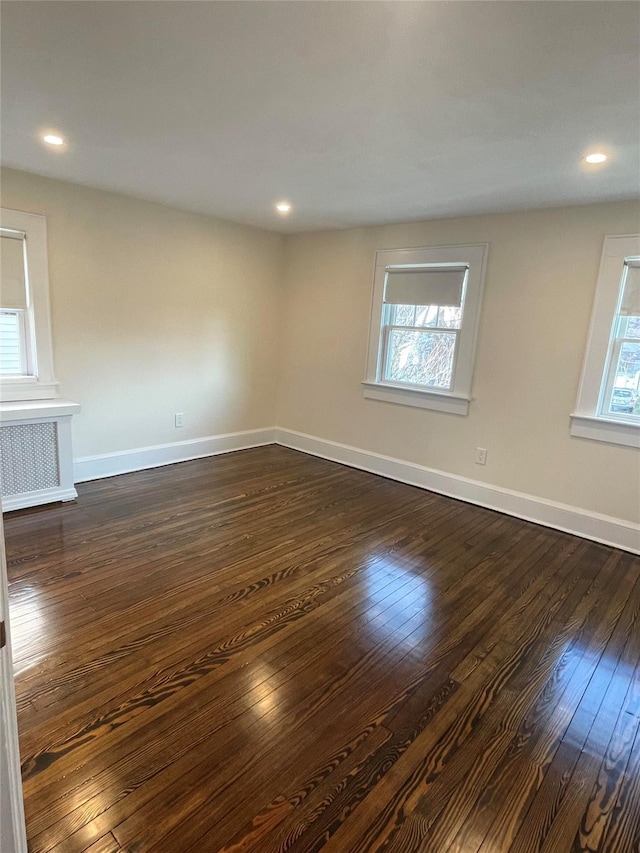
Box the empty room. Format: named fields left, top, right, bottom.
left=1, top=1, right=639, bottom=852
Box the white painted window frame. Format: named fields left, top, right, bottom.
left=0, top=209, right=59, bottom=402
left=363, top=243, right=488, bottom=416
left=571, top=234, right=640, bottom=449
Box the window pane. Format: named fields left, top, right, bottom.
left=414, top=305, right=438, bottom=327
left=385, top=329, right=456, bottom=389
left=437, top=306, right=463, bottom=329
left=624, top=316, right=640, bottom=339
left=390, top=304, right=460, bottom=329
left=392, top=304, right=415, bottom=326
left=607, top=341, right=640, bottom=416
left=0, top=311, right=23, bottom=375
left=0, top=234, right=27, bottom=309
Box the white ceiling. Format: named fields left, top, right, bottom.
left=1, top=1, right=638, bottom=233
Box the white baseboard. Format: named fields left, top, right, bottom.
left=73, top=428, right=277, bottom=483
left=2, top=486, right=78, bottom=512
left=71, top=425, right=639, bottom=554
left=275, top=428, right=640, bottom=555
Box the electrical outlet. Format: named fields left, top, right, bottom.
left=475, top=447, right=487, bottom=465
left=174, top=412, right=184, bottom=428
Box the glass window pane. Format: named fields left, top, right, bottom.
left=384, top=329, right=456, bottom=389
left=0, top=235, right=27, bottom=310
left=414, top=305, right=438, bottom=327
left=437, top=306, right=463, bottom=329
left=390, top=304, right=459, bottom=329
left=607, top=341, right=640, bottom=416
left=624, top=316, right=640, bottom=339
left=392, top=304, right=415, bottom=326
left=0, top=311, right=23, bottom=375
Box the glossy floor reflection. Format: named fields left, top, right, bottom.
left=5, top=445, right=640, bottom=853
left=364, top=554, right=433, bottom=644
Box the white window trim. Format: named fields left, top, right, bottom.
left=1, top=208, right=59, bottom=402
left=571, top=234, right=640, bottom=449
left=363, top=243, right=488, bottom=415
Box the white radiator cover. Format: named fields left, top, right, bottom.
left=0, top=400, right=80, bottom=511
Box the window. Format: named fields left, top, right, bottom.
left=363, top=244, right=488, bottom=415
left=1, top=228, right=30, bottom=377
left=0, top=208, right=58, bottom=401
left=571, top=234, right=640, bottom=448
left=0, top=310, right=29, bottom=376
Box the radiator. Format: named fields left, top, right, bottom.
left=0, top=400, right=80, bottom=511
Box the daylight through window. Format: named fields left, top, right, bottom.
left=571, top=234, right=640, bottom=448
left=381, top=266, right=467, bottom=390
left=364, top=244, right=487, bottom=415
left=0, top=229, right=30, bottom=377
left=601, top=262, right=640, bottom=421
left=0, top=208, right=58, bottom=401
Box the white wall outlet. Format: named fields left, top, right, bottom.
left=174, top=412, right=184, bottom=428
left=475, top=447, right=487, bottom=465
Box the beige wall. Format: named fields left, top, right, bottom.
left=2, top=167, right=638, bottom=524
left=1, top=168, right=283, bottom=457
left=278, top=202, right=640, bottom=523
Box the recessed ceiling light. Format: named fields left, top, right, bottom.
left=585, top=152, right=607, bottom=164
left=276, top=201, right=292, bottom=214
left=42, top=133, right=65, bottom=147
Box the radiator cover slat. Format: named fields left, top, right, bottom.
left=0, top=421, right=61, bottom=495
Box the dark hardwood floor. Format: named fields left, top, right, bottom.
left=4, top=445, right=640, bottom=853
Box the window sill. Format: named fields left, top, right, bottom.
left=362, top=381, right=470, bottom=415
left=570, top=413, right=640, bottom=448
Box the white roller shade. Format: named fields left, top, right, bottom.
left=1, top=233, right=27, bottom=310
left=384, top=266, right=467, bottom=307
left=620, top=262, right=640, bottom=317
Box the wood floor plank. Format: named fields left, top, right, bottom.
left=5, top=445, right=639, bottom=853
left=109, top=526, right=553, bottom=851
left=506, top=551, right=640, bottom=853
left=443, top=551, right=636, bottom=853
left=81, top=833, right=128, bottom=853
left=426, top=551, right=640, bottom=853
left=600, top=719, right=640, bottom=852
left=20, top=544, right=472, bottom=828
left=17, top=507, right=511, bottom=781
left=20, top=528, right=460, bottom=778
left=311, top=541, right=601, bottom=853
left=27, top=587, right=433, bottom=851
